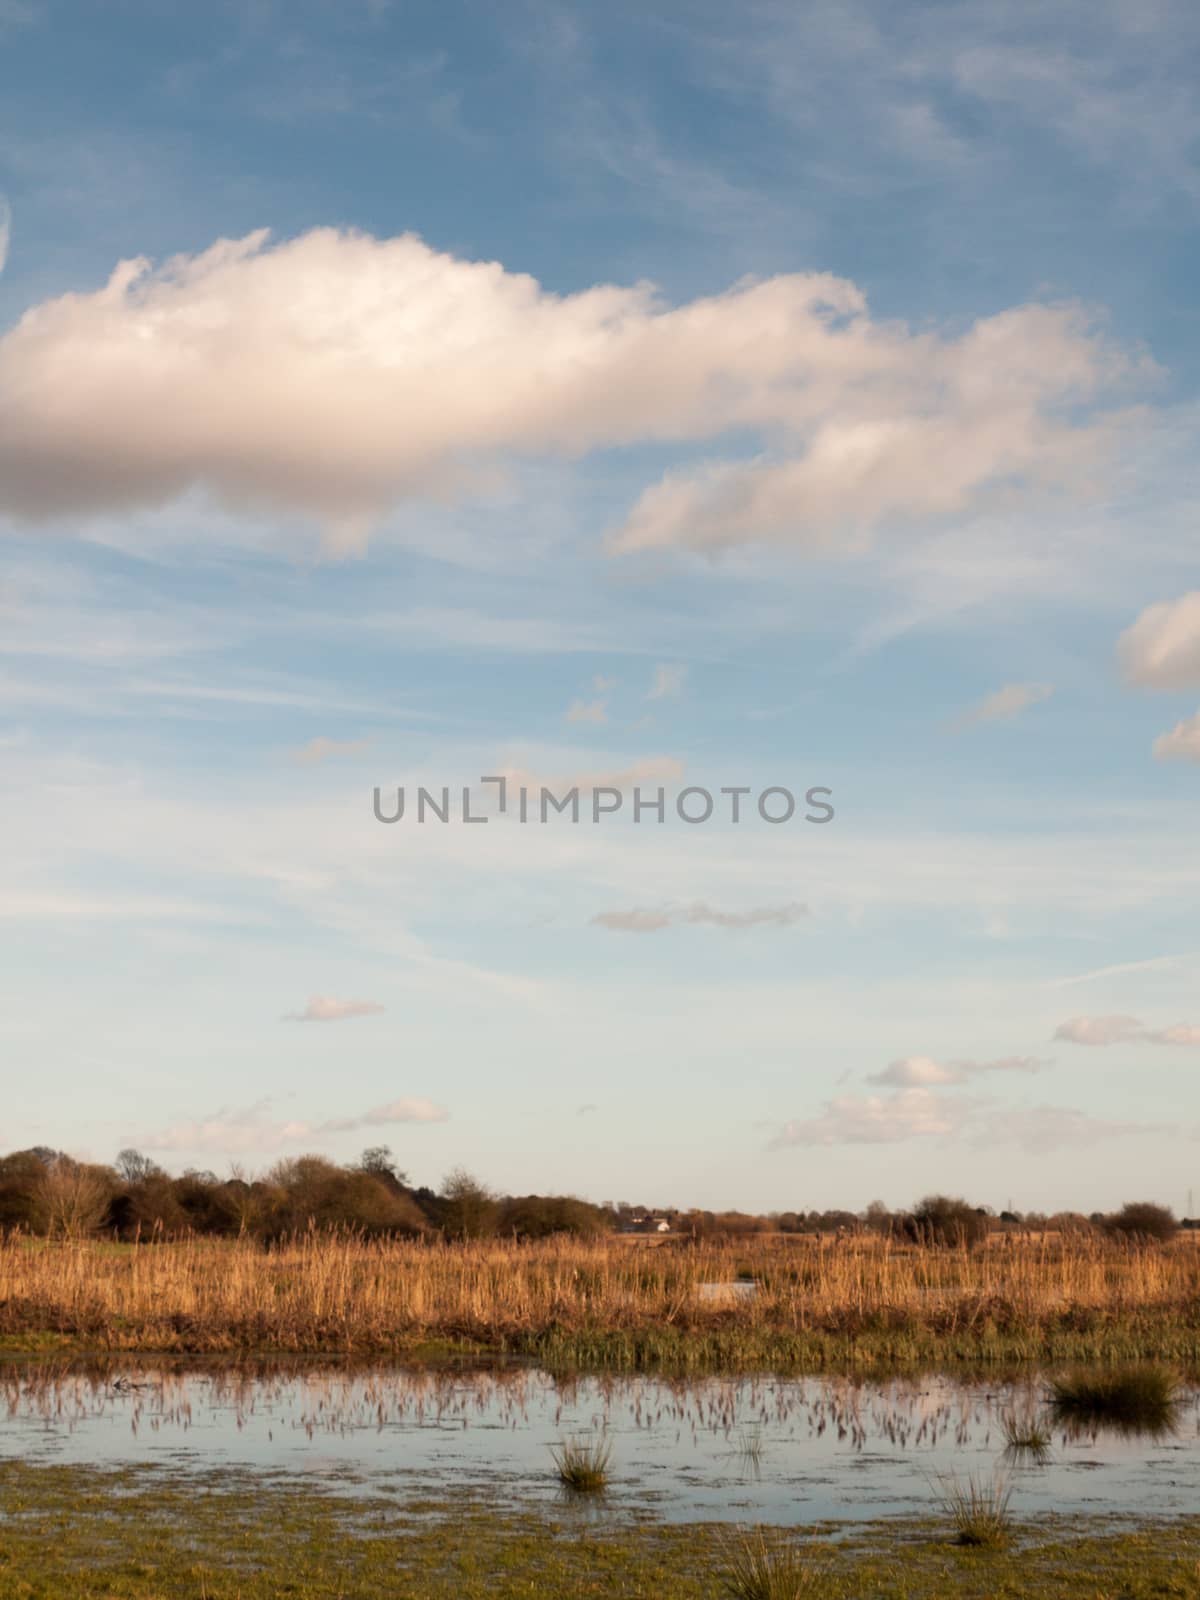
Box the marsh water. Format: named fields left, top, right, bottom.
left=3, top=1361, right=1197, bottom=1524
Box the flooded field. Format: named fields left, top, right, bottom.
left=3, top=1360, right=1196, bottom=1525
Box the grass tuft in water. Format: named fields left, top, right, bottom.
left=936, top=1471, right=1014, bottom=1547
left=1048, top=1365, right=1182, bottom=1436
left=736, top=1427, right=766, bottom=1476
left=720, top=1527, right=825, bottom=1599
left=1001, top=1411, right=1051, bottom=1463
left=550, top=1433, right=612, bottom=1492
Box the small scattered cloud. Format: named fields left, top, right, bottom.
left=1054, top=1014, right=1200, bottom=1046
left=577, top=1102, right=598, bottom=1116
left=497, top=756, right=685, bottom=799
left=565, top=697, right=608, bottom=724
left=769, top=1088, right=970, bottom=1147
left=1116, top=594, right=1200, bottom=761
left=648, top=662, right=686, bottom=700
left=284, top=995, right=385, bottom=1023
left=867, top=1054, right=1046, bottom=1087
left=769, top=1088, right=1166, bottom=1152
left=685, top=902, right=806, bottom=929
left=592, top=901, right=808, bottom=933
left=1152, top=1023, right=1200, bottom=1046
left=1054, top=1014, right=1143, bottom=1045
left=317, top=1097, right=449, bottom=1130
left=1119, top=592, right=1200, bottom=690
left=973, top=1055, right=1049, bottom=1074
left=868, top=1055, right=962, bottom=1087
left=976, top=1106, right=1172, bottom=1154
left=291, top=735, right=371, bottom=764
left=592, top=674, right=616, bottom=693
left=136, top=1094, right=448, bottom=1155
left=952, top=682, right=1053, bottom=730
left=1153, top=711, right=1200, bottom=762
left=592, top=908, right=673, bottom=933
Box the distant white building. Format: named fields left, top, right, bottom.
left=620, top=1215, right=672, bottom=1234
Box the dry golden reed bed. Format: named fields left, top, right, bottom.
left=2, top=1230, right=1198, bottom=1367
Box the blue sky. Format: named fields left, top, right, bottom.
left=2, top=0, right=1199, bottom=1212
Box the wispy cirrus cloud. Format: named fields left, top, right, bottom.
left=1044, top=952, right=1197, bottom=989
left=592, top=901, right=808, bottom=933
left=284, top=995, right=385, bottom=1023
left=1054, top=1014, right=1200, bottom=1046
left=0, top=887, right=259, bottom=926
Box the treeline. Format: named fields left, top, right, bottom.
left=0, top=1146, right=1187, bottom=1246
left=0, top=1146, right=610, bottom=1242
left=639, top=1196, right=1187, bottom=1245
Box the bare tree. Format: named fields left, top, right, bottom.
left=440, top=1168, right=497, bottom=1239
left=32, top=1157, right=113, bottom=1239
left=358, top=1146, right=408, bottom=1184
left=864, top=1199, right=893, bottom=1235
left=116, top=1148, right=161, bottom=1184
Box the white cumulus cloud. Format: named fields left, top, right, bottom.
left=0, top=227, right=1148, bottom=555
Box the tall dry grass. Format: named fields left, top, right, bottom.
left=1, top=1229, right=1197, bottom=1364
